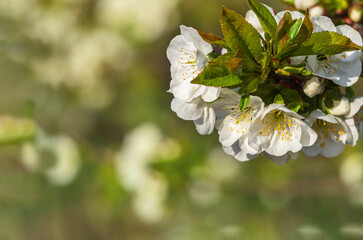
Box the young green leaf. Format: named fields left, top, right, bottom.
left=280, top=88, right=302, bottom=105
left=238, top=77, right=259, bottom=94
left=289, top=31, right=363, bottom=56
left=287, top=102, right=302, bottom=112
left=274, top=94, right=284, bottom=104
left=246, top=0, right=277, bottom=40
left=276, top=12, right=292, bottom=42
left=220, top=6, right=264, bottom=65
left=275, top=12, right=314, bottom=59
left=288, top=17, right=303, bottom=42
left=198, top=30, right=230, bottom=50
left=191, top=53, right=244, bottom=87
left=239, top=94, right=250, bottom=111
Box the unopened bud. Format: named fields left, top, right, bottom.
left=329, top=96, right=351, bottom=116
left=303, top=77, right=324, bottom=98
left=309, top=5, right=324, bottom=17
left=294, top=0, right=317, bottom=10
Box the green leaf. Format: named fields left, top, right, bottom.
left=239, top=94, right=250, bottom=111
left=290, top=12, right=314, bottom=46
left=274, top=94, right=284, bottom=104
left=275, top=12, right=292, bottom=42
left=280, top=88, right=302, bottom=104
left=246, top=0, right=277, bottom=40
left=220, top=6, right=264, bottom=65
left=198, top=30, right=230, bottom=50
left=286, top=102, right=302, bottom=112
left=191, top=53, right=244, bottom=87
left=345, top=87, right=355, bottom=100
left=253, top=84, right=278, bottom=104
left=238, top=77, right=259, bottom=94
left=275, top=12, right=314, bottom=59
left=0, top=116, right=35, bottom=146
left=260, top=51, right=272, bottom=80
left=288, top=17, right=303, bottom=41
left=289, top=31, right=363, bottom=56
left=282, top=65, right=311, bottom=76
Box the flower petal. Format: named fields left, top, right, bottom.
left=180, top=25, right=213, bottom=55
left=194, top=104, right=216, bottom=135
left=171, top=98, right=203, bottom=121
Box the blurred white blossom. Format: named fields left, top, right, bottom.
left=115, top=123, right=180, bottom=223
left=21, top=132, right=81, bottom=186
left=97, top=0, right=180, bottom=42
left=340, top=153, right=363, bottom=205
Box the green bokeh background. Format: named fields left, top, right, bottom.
left=0, top=0, right=362, bottom=239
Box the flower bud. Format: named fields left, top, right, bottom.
left=303, top=77, right=324, bottom=98
left=309, top=5, right=324, bottom=17
left=294, top=0, right=317, bottom=10
left=328, top=96, right=351, bottom=116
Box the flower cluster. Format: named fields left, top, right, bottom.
left=167, top=0, right=363, bottom=165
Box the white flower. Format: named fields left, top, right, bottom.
left=302, top=110, right=349, bottom=157
left=222, top=142, right=299, bottom=165
left=294, top=0, right=317, bottom=10
left=171, top=97, right=216, bottom=135
left=309, top=6, right=324, bottom=17
left=345, top=96, right=363, bottom=146
left=115, top=123, right=163, bottom=191
left=212, top=88, right=265, bottom=161
left=167, top=25, right=220, bottom=102
left=114, top=123, right=174, bottom=224
left=249, top=104, right=317, bottom=157
left=21, top=133, right=81, bottom=186
left=305, top=20, right=362, bottom=87
left=245, top=4, right=275, bottom=33
left=327, top=96, right=351, bottom=116
left=303, top=77, right=324, bottom=98
left=132, top=173, right=167, bottom=224
left=286, top=15, right=362, bottom=87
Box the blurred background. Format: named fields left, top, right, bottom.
left=0, top=0, right=363, bottom=239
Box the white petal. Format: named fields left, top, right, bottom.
left=290, top=56, right=306, bottom=65
left=263, top=152, right=290, bottom=165
left=167, top=35, right=194, bottom=64
left=329, top=58, right=362, bottom=87
left=345, top=118, right=359, bottom=146
left=311, top=16, right=336, bottom=32
left=307, top=109, right=338, bottom=124
left=275, top=11, right=304, bottom=23
left=180, top=25, right=213, bottom=56
left=201, top=87, right=220, bottom=102
left=194, top=104, right=216, bottom=135
left=336, top=25, right=363, bottom=46
left=222, top=142, right=259, bottom=162
left=171, top=98, right=203, bottom=120
left=217, top=116, right=247, bottom=146
left=296, top=118, right=318, bottom=146
left=170, top=79, right=205, bottom=102
left=320, top=136, right=346, bottom=158
left=346, top=96, right=363, bottom=118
